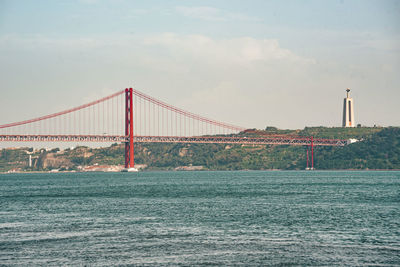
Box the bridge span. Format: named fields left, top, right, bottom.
left=0, top=134, right=347, bottom=146
left=0, top=88, right=347, bottom=169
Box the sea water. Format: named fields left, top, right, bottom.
left=1, top=171, right=399, bottom=266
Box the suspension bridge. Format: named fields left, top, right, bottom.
left=0, top=88, right=347, bottom=170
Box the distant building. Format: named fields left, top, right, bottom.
left=342, top=88, right=355, bottom=127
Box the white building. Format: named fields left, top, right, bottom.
left=342, top=88, right=355, bottom=127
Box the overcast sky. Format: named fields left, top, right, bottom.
left=1, top=0, right=399, bottom=131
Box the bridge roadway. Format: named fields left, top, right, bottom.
left=0, top=135, right=347, bottom=146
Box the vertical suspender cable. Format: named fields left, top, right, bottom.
left=148, top=99, right=150, bottom=136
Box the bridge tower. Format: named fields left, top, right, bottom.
left=125, top=88, right=134, bottom=168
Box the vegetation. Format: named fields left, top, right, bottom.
left=314, top=127, right=400, bottom=169
left=1, top=126, right=399, bottom=172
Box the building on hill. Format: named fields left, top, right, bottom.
left=342, top=88, right=355, bottom=127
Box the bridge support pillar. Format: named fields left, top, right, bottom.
left=306, top=136, right=314, bottom=170
left=125, top=88, right=134, bottom=168
left=311, top=136, right=314, bottom=170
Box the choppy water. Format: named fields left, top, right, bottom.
left=0, top=171, right=399, bottom=266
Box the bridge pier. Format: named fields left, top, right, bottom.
left=305, top=136, right=314, bottom=170
left=311, top=136, right=314, bottom=170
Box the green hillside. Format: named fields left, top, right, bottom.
left=314, top=127, right=400, bottom=169
left=1, top=126, right=399, bottom=172
left=254, top=126, right=383, bottom=139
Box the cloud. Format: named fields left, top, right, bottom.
left=0, top=33, right=313, bottom=66
left=122, top=8, right=149, bottom=20
left=175, top=6, right=261, bottom=22
left=175, top=6, right=224, bottom=21
left=129, top=33, right=317, bottom=127
left=141, top=33, right=313, bottom=65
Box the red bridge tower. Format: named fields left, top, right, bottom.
left=125, top=88, right=134, bottom=168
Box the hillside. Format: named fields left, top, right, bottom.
left=314, top=127, right=400, bottom=169
left=1, top=126, right=398, bottom=172
left=253, top=126, right=383, bottom=139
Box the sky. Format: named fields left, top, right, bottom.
left=0, top=0, right=399, bottom=133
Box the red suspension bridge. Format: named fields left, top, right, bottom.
left=0, top=88, right=347, bottom=169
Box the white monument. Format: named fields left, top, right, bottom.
left=342, top=88, right=355, bottom=127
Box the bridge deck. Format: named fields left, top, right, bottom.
left=0, top=135, right=347, bottom=146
